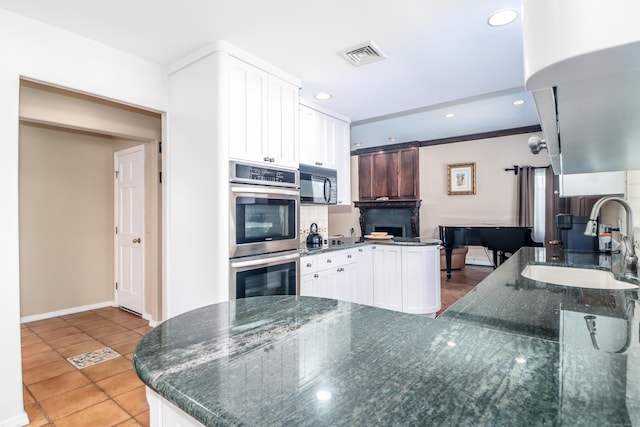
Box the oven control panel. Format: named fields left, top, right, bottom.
left=230, top=160, right=299, bottom=188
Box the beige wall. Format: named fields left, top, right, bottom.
left=19, top=125, right=115, bottom=316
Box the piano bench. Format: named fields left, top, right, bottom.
left=440, top=247, right=469, bottom=271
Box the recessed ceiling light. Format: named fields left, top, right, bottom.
left=488, top=9, right=518, bottom=27
left=352, top=142, right=362, bottom=147
left=445, top=113, right=455, bottom=118
left=315, top=92, right=332, bottom=100
left=388, top=137, right=397, bottom=142
left=512, top=99, right=525, bottom=106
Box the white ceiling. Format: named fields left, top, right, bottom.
left=0, top=0, right=540, bottom=151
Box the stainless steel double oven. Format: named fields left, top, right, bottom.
left=229, top=160, right=300, bottom=299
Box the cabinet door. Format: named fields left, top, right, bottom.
left=300, top=273, right=318, bottom=297
left=334, top=119, right=351, bottom=205
left=373, top=152, right=398, bottom=199
left=358, top=154, right=374, bottom=200
left=355, top=245, right=374, bottom=306
left=398, top=148, right=419, bottom=199
left=228, top=58, right=267, bottom=164
left=372, top=245, right=402, bottom=311
left=266, top=75, right=299, bottom=168
left=316, top=267, right=338, bottom=300
left=299, top=105, right=320, bottom=165
left=401, top=246, right=441, bottom=315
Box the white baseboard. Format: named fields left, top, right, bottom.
left=0, top=411, right=29, bottom=427
left=20, top=301, right=114, bottom=324
left=142, top=312, right=159, bottom=327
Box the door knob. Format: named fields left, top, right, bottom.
left=133, top=238, right=141, bottom=244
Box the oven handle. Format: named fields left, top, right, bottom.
left=230, top=252, right=300, bottom=268
left=230, top=185, right=300, bottom=197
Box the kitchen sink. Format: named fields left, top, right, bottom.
left=521, top=264, right=639, bottom=290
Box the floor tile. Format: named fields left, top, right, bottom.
left=81, top=356, right=133, bottom=382
left=74, top=318, right=120, bottom=332
left=133, top=326, right=153, bottom=336
left=21, top=341, right=53, bottom=358
left=54, top=399, right=130, bottom=427
left=117, top=317, right=150, bottom=330
left=113, top=386, right=149, bottom=417
left=28, top=319, right=69, bottom=334
left=135, top=410, right=150, bottom=427
left=85, top=324, right=127, bottom=338
left=40, top=383, right=109, bottom=421
left=21, top=333, right=43, bottom=348
left=96, top=369, right=145, bottom=398
left=22, top=350, right=66, bottom=371
left=28, top=370, right=91, bottom=402
left=115, top=418, right=144, bottom=427
left=22, top=359, right=76, bottom=385
left=110, top=338, right=142, bottom=356
left=56, top=339, right=104, bottom=358
left=36, top=326, right=82, bottom=342
left=98, top=330, right=142, bottom=347
left=23, top=402, right=49, bottom=427
left=61, top=312, right=105, bottom=326
left=47, top=332, right=94, bottom=350
left=23, top=386, right=35, bottom=405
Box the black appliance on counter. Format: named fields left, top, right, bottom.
left=556, top=214, right=598, bottom=252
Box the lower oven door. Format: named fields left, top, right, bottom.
left=229, top=251, right=299, bottom=299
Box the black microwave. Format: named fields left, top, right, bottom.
left=299, top=164, right=337, bottom=205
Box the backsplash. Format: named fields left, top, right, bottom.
left=300, top=205, right=328, bottom=241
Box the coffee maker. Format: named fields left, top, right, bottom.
left=556, top=214, right=598, bottom=252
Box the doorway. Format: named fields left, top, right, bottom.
left=18, top=79, right=163, bottom=323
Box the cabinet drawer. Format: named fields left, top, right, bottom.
left=300, top=255, right=317, bottom=275
left=335, top=247, right=359, bottom=265
left=316, top=253, right=339, bottom=271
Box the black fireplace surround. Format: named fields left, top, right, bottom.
left=354, top=200, right=421, bottom=237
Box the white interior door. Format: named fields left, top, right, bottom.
left=115, top=145, right=145, bottom=314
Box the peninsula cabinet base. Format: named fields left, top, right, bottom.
left=147, top=387, right=204, bottom=427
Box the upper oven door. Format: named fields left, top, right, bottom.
left=230, top=183, right=300, bottom=258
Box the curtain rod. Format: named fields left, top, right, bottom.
left=504, top=165, right=551, bottom=175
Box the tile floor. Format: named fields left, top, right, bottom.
left=21, top=306, right=152, bottom=427
left=19, top=267, right=489, bottom=426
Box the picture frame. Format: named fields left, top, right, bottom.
left=447, top=162, right=476, bottom=195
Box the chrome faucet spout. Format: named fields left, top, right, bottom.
left=584, top=195, right=637, bottom=275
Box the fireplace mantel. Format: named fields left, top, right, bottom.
left=354, top=199, right=421, bottom=237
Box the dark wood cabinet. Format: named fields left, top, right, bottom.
left=358, top=146, right=419, bottom=200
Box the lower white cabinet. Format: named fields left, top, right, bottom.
left=372, top=245, right=403, bottom=312
left=301, top=244, right=440, bottom=316
left=147, top=387, right=204, bottom=427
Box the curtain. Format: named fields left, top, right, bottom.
left=516, top=166, right=536, bottom=227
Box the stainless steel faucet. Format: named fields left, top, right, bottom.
left=584, top=195, right=638, bottom=276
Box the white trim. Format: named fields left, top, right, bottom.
left=0, top=412, right=29, bottom=427
left=20, top=301, right=114, bottom=324
left=142, top=312, right=159, bottom=327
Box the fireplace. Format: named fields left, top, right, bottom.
left=354, top=200, right=421, bottom=237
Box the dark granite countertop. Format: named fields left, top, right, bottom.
left=299, top=236, right=441, bottom=256
left=134, top=247, right=640, bottom=426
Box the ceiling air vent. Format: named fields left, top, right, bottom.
left=338, top=41, right=387, bottom=67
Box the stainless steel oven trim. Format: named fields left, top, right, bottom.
left=229, top=251, right=300, bottom=300
left=229, top=159, right=300, bottom=188
left=229, top=183, right=300, bottom=258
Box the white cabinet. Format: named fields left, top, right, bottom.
left=401, top=245, right=441, bottom=316
left=228, top=57, right=299, bottom=169
left=299, top=102, right=351, bottom=205
left=559, top=171, right=626, bottom=197
left=301, top=244, right=440, bottom=316
left=147, top=388, right=204, bottom=427
left=355, top=245, right=374, bottom=306
left=372, top=245, right=403, bottom=312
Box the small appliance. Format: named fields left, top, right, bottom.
left=556, top=214, right=598, bottom=252
left=300, top=164, right=337, bottom=205
left=306, top=223, right=323, bottom=248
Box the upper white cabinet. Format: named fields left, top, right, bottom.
left=229, top=58, right=299, bottom=169
left=299, top=101, right=352, bottom=205
left=523, top=0, right=640, bottom=175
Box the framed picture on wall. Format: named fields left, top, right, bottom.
left=447, top=162, right=476, bottom=195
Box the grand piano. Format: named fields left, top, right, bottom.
left=439, top=225, right=542, bottom=279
